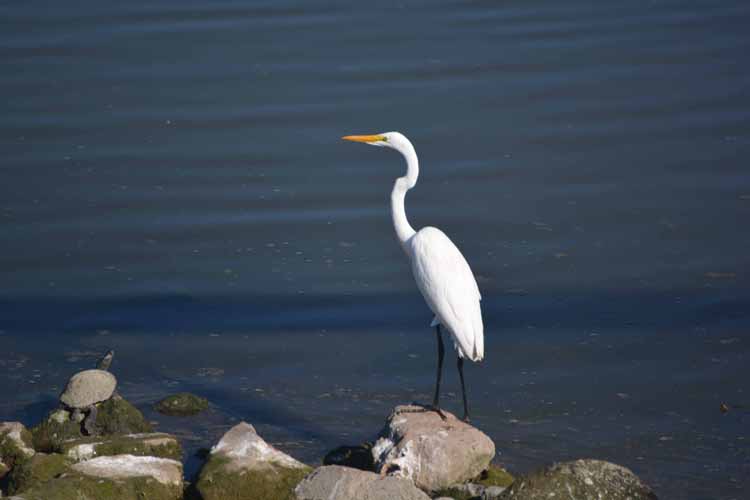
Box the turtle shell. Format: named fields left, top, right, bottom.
left=60, top=369, right=117, bottom=409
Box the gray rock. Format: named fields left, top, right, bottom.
left=499, top=459, right=657, bottom=500
left=59, top=369, right=117, bottom=409
left=295, top=465, right=431, bottom=500
left=449, top=482, right=507, bottom=499
left=483, top=485, right=507, bottom=499
left=371, top=405, right=495, bottom=492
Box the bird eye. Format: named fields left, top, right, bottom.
left=381, top=136, right=389, bottom=142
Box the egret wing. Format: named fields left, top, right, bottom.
left=409, top=227, right=484, bottom=361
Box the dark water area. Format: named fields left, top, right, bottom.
left=1, top=1, right=749, bottom=498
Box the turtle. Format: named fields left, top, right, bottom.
left=59, top=351, right=117, bottom=436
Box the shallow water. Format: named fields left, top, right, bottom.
left=1, top=1, right=749, bottom=498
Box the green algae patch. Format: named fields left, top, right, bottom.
left=8, top=453, right=70, bottom=494
left=61, top=434, right=182, bottom=462
left=31, top=412, right=83, bottom=453
left=155, top=393, right=209, bottom=416
left=96, top=435, right=182, bottom=461
left=196, top=456, right=311, bottom=500
left=478, top=464, right=514, bottom=488
left=18, top=471, right=182, bottom=500
left=95, top=398, right=152, bottom=435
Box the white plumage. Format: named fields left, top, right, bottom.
left=342, top=130, right=485, bottom=420
left=409, top=226, right=484, bottom=362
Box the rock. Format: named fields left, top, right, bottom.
left=294, top=465, right=431, bottom=500
left=94, top=397, right=153, bottom=435
left=196, top=421, right=310, bottom=500
left=155, top=392, right=209, bottom=416
left=17, top=455, right=183, bottom=500
left=498, top=459, right=657, bottom=500
left=6, top=453, right=70, bottom=495
left=1, top=422, right=35, bottom=476
left=72, top=455, right=182, bottom=485
left=434, top=464, right=514, bottom=500
left=59, top=369, right=117, bottom=409
left=61, top=433, right=182, bottom=462
left=30, top=411, right=84, bottom=453
left=323, top=443, right=374, bottom=471
left=371, top=405, right=495, bottom=492
left=483, top=486, right=507, bottom=499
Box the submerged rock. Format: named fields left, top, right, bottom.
left=155, top=392, right=209, bottom=416
left=196, top=421, right=310, bottom=500
left=61, top=432, right=182, bottom=462
left=371, top=405, right=495, bottom=492
left=59, top=369, right=117, bottom=409
left=294, top=465, right=431, bottom=500
left=499, top=459, right=657, bottom=500
left=1, top=422, right=35, bottom=477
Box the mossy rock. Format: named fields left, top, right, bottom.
left=31, top=411, right=83, bottom=453
left=478, top=465, right=514, bottom=488
left=434, top=464, right=515, bottom=500
left=196, top=456, right=311, bottom=500
left=17, top=471, right=181, bottom=500
left=95, top=397, right=153, bottom=435
left=498, top=459, right=656, bottom=500
left=7, top=453, right=71, bottom=495
left=61, top=433, right=182, bottom=462
left=155, top=393, right=209, bottom=416
left=1, top=422, right=35, bottom=474
left=32, top=398, right=152, bottom=453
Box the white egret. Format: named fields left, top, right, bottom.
left=342, top=132, right=484, bottom=421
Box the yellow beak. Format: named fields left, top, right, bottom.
left=342, top=134, right=385, bottom=143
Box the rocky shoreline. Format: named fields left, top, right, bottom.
left=0, top=356, right=658, bottom=500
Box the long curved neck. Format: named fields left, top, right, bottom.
left=391, top=141, right=419, bottom=251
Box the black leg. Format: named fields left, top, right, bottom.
left=457, top=356, right=470, bottom=422
left=432, top=326, right=446, bottom=419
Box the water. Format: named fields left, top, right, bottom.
left=1, top=1, right=749, bottom=497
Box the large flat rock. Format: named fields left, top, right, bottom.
left=71, top=454, right=183, bottom=486
left=295, top=465, right=431, bottom=500
left=372, top=405, right=495, bottom=492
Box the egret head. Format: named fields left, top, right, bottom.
left=342, top=131, right=408, bottom=150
